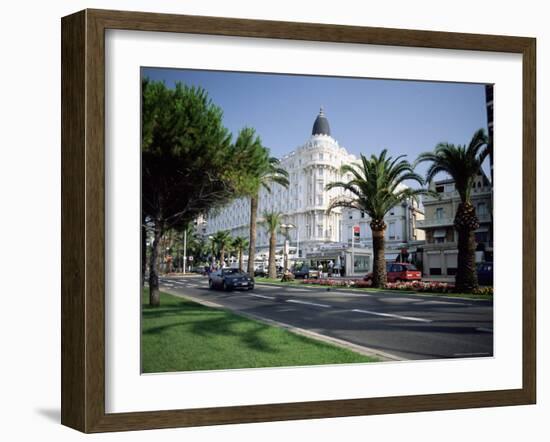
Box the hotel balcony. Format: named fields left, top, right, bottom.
left=417, top=213, right=492, bottom=229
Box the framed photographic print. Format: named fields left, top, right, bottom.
left=61, top=9, right=536, bottom=433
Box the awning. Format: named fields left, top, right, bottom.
left=433, top=229, right=446, bottom=238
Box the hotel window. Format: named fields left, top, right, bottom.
left=317, top=195, right=323, bottom=205
left=435, top=208, right=444, bottom=219
left=477, top=202, right=487, bottom=216
left=318, top=168, right=324, bottom=176
left=433, top=229, right=446, bottom=243
left=317, top=180, right=324, bottom=192
left=388, top=222, right=396, bottom=240
left=317, top=225, right=323, bottom=237
left=319, top=153, right=324, bottom=160
left=435, top=185, right=444, bottom=193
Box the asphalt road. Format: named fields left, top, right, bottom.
left=158, top=275, right=493, bottom=361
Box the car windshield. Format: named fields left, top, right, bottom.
left=404, top=264, right=417, bottom=270
left=222, top=269, right=242, bottom=276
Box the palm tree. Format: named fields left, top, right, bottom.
left=416, top=129, right=489, bottom=292
left=326, top=150, right=428, bottom=288
left=232, top=236, right=249, bottom=272
left=262, top=211, right=283, bottom=278
left=210, top=230, right=232, bottom=268
left=233, top=128, right=289, bottom=276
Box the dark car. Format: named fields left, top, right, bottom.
left=477, top=262, right=493, bottom=286
left=293, top=264, right=311, bottom=279
left=208, top=268, right=254, bottom=291
left=364, top=262, right=422, bottom=283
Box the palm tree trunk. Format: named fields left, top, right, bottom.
left=141, top=220, right=147, bottom=287
left=220, top=246, right=225, bottom=268
left=371, top=224, right=387, bottom=288
left=148, top=220, right=163, bottom=307
left=268, top=231, right=277, bottom=278
left=247, top=194, right=258, bottom=276
left=238, top=248, right=243, bottom=272
left=454, top=202, right=479, bottom=292
left=455, top=228, right=478, bottom=291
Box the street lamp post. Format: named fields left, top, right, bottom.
left=280, top=223, right=296, bottom=273
left=208, top=235, right=215, bottom=269
left=183, top=229, right=187, bottom=274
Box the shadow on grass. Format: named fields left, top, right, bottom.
left=142, top=297, right=280, bottom=354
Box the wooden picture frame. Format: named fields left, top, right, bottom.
left=61, top=8, right=536, bottom=433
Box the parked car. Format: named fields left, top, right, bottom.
left=254, top=266, right=267, bottom=278
left=364, top=262, right=422, bottom=283
left=477, top=262, right=493, bottom=286
left=293, top=264, right=318, bottom=279
left=209, top=268, right=255, bottom=291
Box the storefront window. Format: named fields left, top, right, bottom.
left=354, top=255, right=370, bottom=273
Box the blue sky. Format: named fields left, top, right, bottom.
left=142, top=67, right=490, bottom=181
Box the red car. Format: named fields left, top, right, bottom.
left=364, top=262, right=422, bottom=283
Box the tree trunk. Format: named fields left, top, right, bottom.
left=268, top=231, right=277, bottom=279
left=247, top=194, right=258, bottom=276
left=371, top=221, right=387, bottom=288
left=141, top=220, right=147, bottom=287
left=454, top=202, right=479, bottom=292
left=148, top=221, right=163, bottom=307
left=455, top=228, right=478, bottom=291
left=220, top=246, right=225, bottom=268
left=238, top=249, right=243, bottom=272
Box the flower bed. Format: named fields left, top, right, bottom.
left=383, top=280, right=454, bottom=293
left=302, top=278, right=371, bottom=288
left=300, top=278, right=493, bottom=296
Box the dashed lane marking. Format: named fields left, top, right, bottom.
left=476, top=327, right=493, bottom=333
left=352, top=308, right=432, bottom=323
left=247, top=293, right=276, bottom=300
left=287, top=299, right=332, bottom=308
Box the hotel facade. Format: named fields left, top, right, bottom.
left=204, top=109, right=424, bottom=274
left=417, top=173, right=493, bottom=278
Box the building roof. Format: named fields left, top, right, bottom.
left=311, top=107, right=331, bottom=136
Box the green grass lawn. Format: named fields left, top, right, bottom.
left=141, top=290, right=378, bottom=373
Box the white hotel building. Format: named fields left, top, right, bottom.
left=204, top=109, right=424, bottom=274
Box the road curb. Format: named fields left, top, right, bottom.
left=162, top=288, right=403, bottom=363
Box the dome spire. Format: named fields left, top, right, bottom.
left=312, top=106, right=331, bottom=136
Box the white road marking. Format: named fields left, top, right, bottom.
left=287, top=299, right=331, bottom=308
left=379, top=297, right=418, bottom=304
left=351, top=309, right=432, bottom=323
left=247, top=293, right=276, bottom=300
left=453, top=352, right=491, bottom=357
left=421, top=300, right=472, bottom=306
left=476, top=327, right=493, bottom=333
left=326, top=292, right=372, bottom=297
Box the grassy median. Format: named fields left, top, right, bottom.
left=141, top=290, right=378, bottom=373
left=254, top=277, right=493, bottom=300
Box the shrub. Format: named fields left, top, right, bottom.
left=472, top=286, right=494, bottom=296
left=281, top=271, right=295, bottom=282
